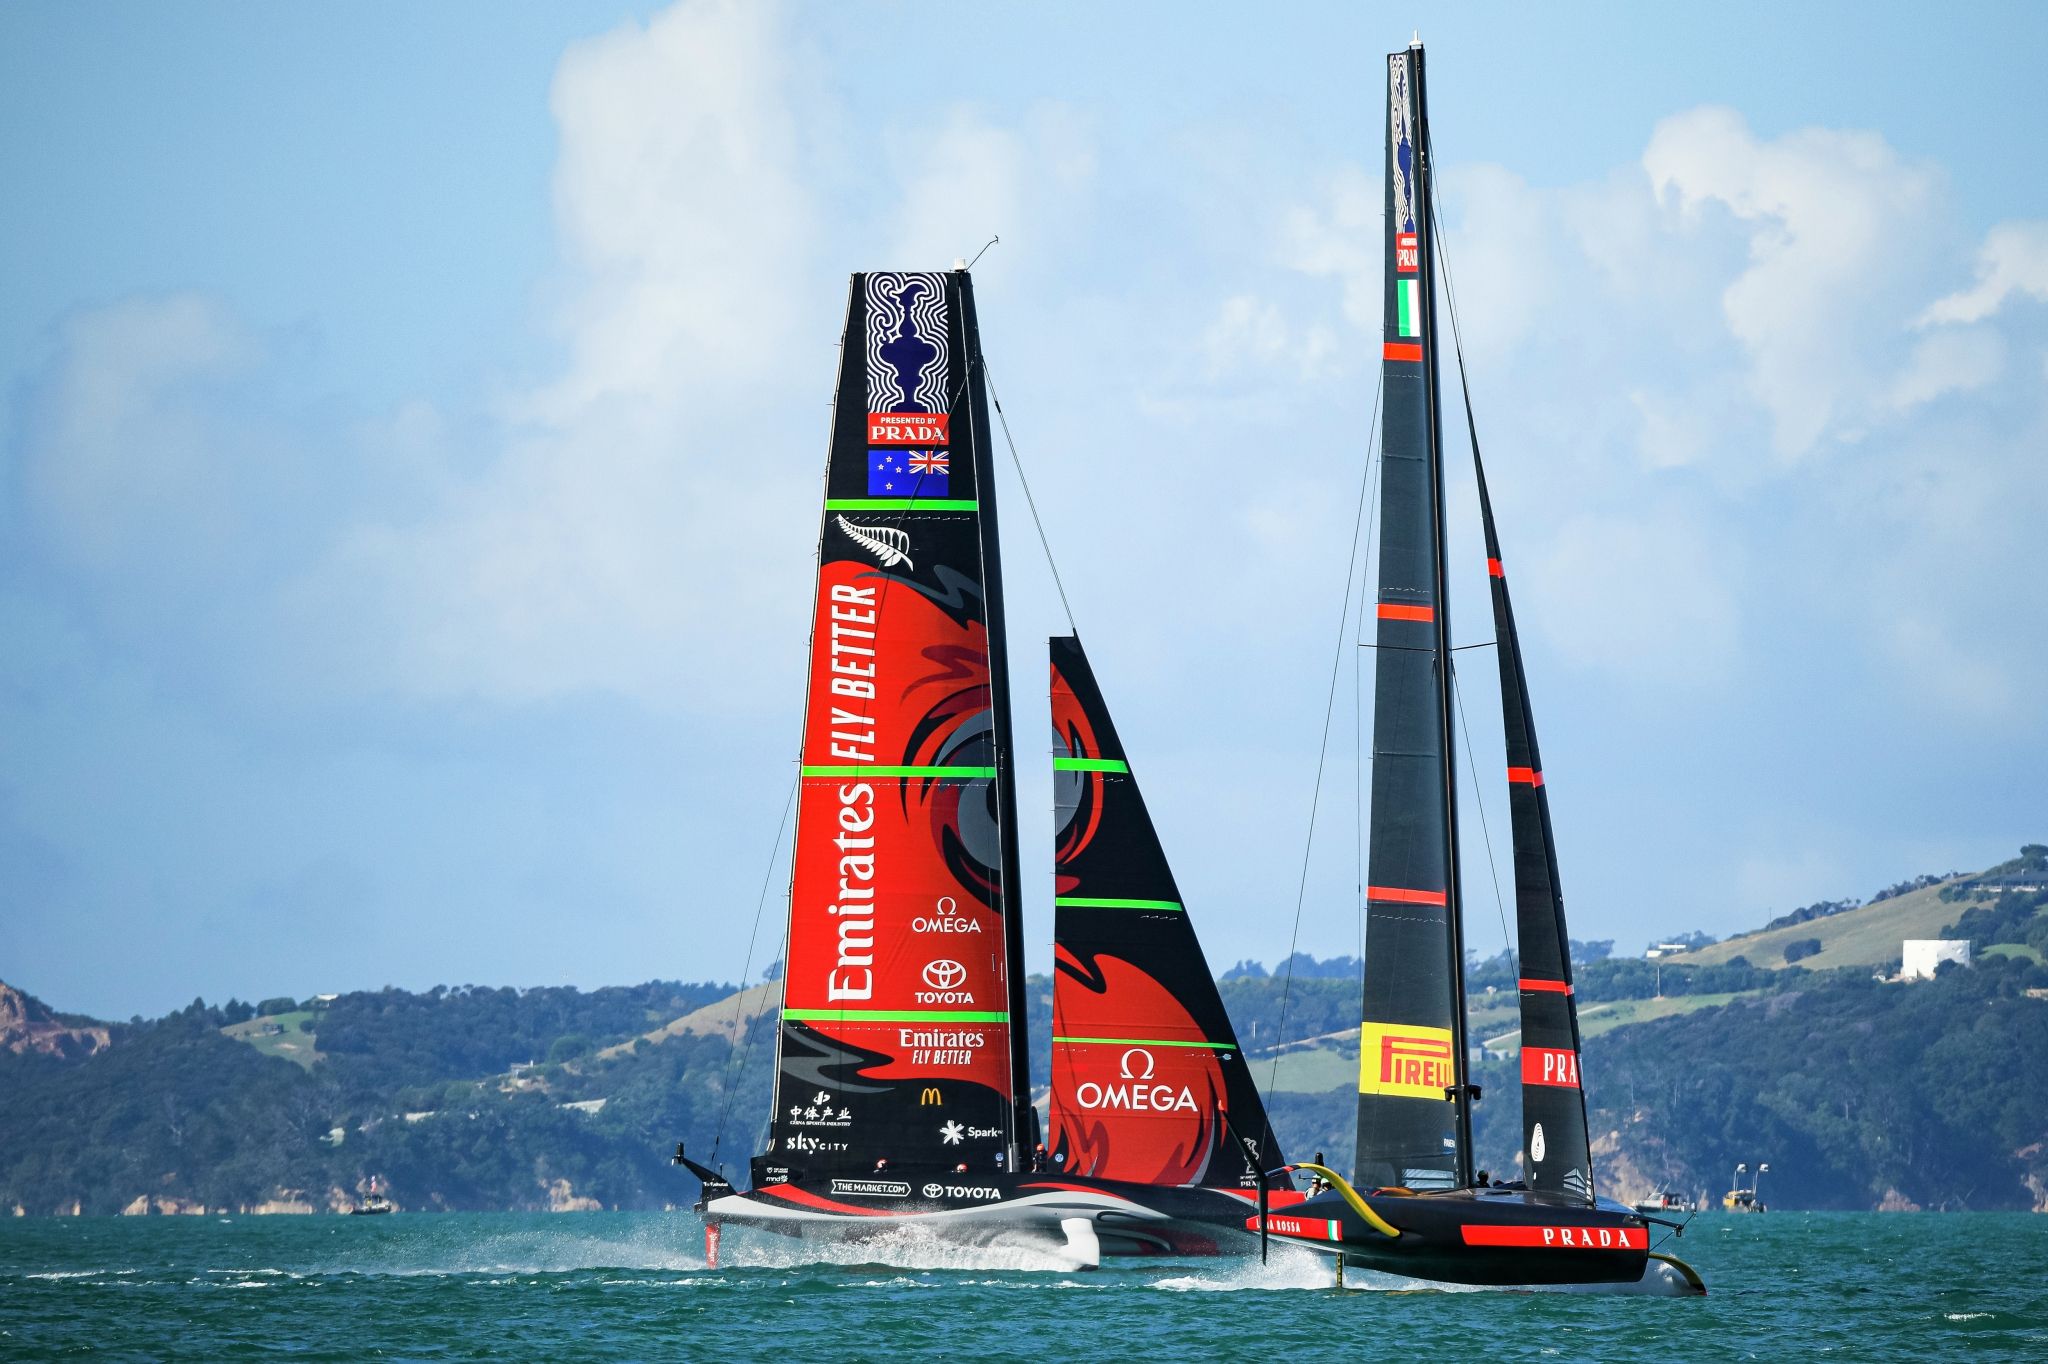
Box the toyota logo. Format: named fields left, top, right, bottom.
left=922, top=1183, right=944, bottom=1199
left=922, top=959, right=967, bottom=990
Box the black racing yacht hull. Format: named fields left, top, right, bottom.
left=703, top=1172, right=1306, bottom=1263
left=1253, top=1187, right=1704, bottom=1293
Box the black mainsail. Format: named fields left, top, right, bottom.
left=1354, top=41, right=1473, bottom=1193
left=765, top=270, right=1032, bottom=1185
left=1047, top=634, right=1284, bottom=1188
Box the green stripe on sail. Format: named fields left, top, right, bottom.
left=1398, top=279, right=1421, bottom=338
left=785, top=1008, right=1009, bottom=1024
left=1053, top=897, right=1183, bottom=911
left=1052, top=757, right=1129, bottom=773
left=824, top=498, right=978, bottom=512
left=801, top=765, right=997, bottom=779
left=1052, top=1035, right=1236, bottom=1049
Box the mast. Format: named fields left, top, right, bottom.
left=1413, top=38, right=1476, bottom=1186
left=1046, top=635, right=1285, bottom=1188
left=760, top=270, right=1026, bottom=1185
left=957, top=270, right=1036, bottom=1167
left=1354, top=39, right=1470, bottom=1193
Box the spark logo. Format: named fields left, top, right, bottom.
left=1358, top=1022, right=1456, bottom=1100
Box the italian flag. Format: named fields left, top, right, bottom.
left=1397, top=279, right=1422, bottom=338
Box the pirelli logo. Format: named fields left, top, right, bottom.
left=1359, top=1022, right=1455, bottom=1100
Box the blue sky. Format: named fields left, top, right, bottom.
left=4, top=1, right=2045, bottom=1018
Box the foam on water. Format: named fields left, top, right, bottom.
left=709, top=1222, right=1082, bottom=1275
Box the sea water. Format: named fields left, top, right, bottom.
left=2, top=1211, right=2044, bottom=1360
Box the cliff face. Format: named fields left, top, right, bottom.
left=0, top=982, right=111, bottom=1060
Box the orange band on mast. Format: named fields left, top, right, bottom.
left=1507, top=767, right=1544, bottom=786
left=1518, top=978, right=1572, bottom=994
left=1377, top=603, right=1436, bottom=622
left=1367, top=885, right=1448, bottom=906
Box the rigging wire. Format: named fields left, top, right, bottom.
left=1267, top=376, right=1383, bottom=1100
left=1355, top=486, right=1369, bottom=969
left=708, top=766, right=800, bottom=1167
left=983, top=362, right=1079, bottom=637
left=1425, top=137, right=1516, bottom=970
left=1452, top=669, right=1517, bottom=978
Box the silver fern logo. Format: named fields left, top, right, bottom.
left=837, top=516, right=912, bottom=568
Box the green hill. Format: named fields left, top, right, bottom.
left=3, top=848, right=2043, bottom=1216
left=1664, top=878, right=1972, bottom=972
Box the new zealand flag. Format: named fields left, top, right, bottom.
left=869, top=448, right=950, bottom=497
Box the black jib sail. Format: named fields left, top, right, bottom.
left=1354, top=43, right=1473, bottom=1194
left=1046, top=635, right=1284, bottom=1188
left=1471, top=445, right=1596, bottom=1202
left=764, top=270, right=1033, bottom=1185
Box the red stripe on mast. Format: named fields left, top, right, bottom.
left=1377, top=603, right=1436, bottom=622
left=1367, top=885, right=1448, bottom=906
left=1519, top=978, right=1572, bottom=994
left=1507, top=766, right=1543, bottom=786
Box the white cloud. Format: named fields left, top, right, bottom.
left=1889, top=327, right=2004, bottom=412
left=1644, top=107, right=1940, bottom=457
left=528, top=0, right=813, bottom=420
left=1198, top=293, right=1334, bottom=380
left=1920, top=220, right=2048, bottom=325
left=1432, top=163, right=1558, bottom=358
left=1522, top=508, right=1741, bottom=688
left=20, top=295, right=258, bottom=573
left=1278, top=164, right=1378, bottom=329
left=883, top=105, right=1095, bottom=281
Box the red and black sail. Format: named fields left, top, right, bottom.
left=1472, top=452, right=1596, bottom=1203
left=1047, top=636, right=1285, bottom=1188
left=764, top=270, right=1031, bottom=1185
left=1354, top=42, right=1473, bottom=1193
